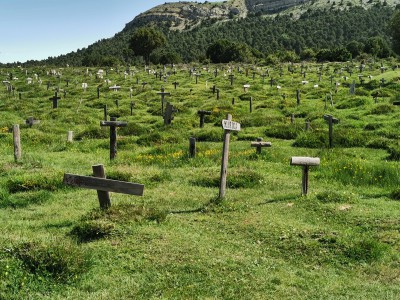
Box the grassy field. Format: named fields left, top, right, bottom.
left=0, top=60, right=400, bottom=299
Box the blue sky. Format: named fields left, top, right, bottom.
left=0, top=0, right=220, bottom=63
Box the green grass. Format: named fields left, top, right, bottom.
left=0, top=60, right=399, bottom=299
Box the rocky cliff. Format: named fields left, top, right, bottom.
left=122, top=0, right=398, bottom=32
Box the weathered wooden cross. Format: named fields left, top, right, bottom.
left=63, top=164, right=144, bottom=209
left=49, top=92, right=61, bottom=109
left=197, top=110, right=211, bottom=128
left=251, top=138, right=271, bottom=154
left=228, top=74, right=235, bottom=85
left=157, top=87, right=171, bottom=115
left=164, top=102, right=177, bottom=125
left=323, top=114, right=339, bottom=148
left=290, top=156, right=320, bottom=196
left=25, top=117, right=40, bottom=127
left=100, top=117, right=128, bottom=160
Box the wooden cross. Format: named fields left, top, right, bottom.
left=49, top=92, right=61, bottom=109
left=100, top=117, right=128, bottom=160
left=269, top=78, right=275, bottom=87
left=25, top=117, right=40, bottom=127
left=323, top=114, right=339, bottom=148
left=197, top=110, right=211, bottom=128
left=172, top=82, right=179, bottom=89
left=290, top=157, right=320, bottom=196
left=63, top=164, right=144, bottom=209
left=261, top=73, right=267, bottom=83
left=251, top=138, right=271, bottom=154
left=228, top=74, right=234, bottom=85
left=164, top=102, right=177, bottom=125
left=157, top=87, right=171, bottom=115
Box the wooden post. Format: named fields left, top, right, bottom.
left=305, top=121, right=310, bottom=131
left=323, top=115, right=339, bottom=148
left=197, top=110, right=211, bottom=128
left=13, top=124, right=21, bottom=162
left=189, top=137, right=196, bottom=158
left=130, top=101, right=135, bottom=116
left=249, top=97, right=253, bottom=113
left=296, top=89, right=301, bottom=105
left=92, top=164, right=111, bottom=209
left=219, top=115, right=241, bottom=199
left=251, top=138, right=272, bottom=154
left=216, top=88, right=220, bottom=100
left=100, top=117, right=128, bottom=160
left=290, top=157, right=320, bottom=196
left=103, top=105, right=108, bottom=121
left=97, top=86, right=100, bottom=99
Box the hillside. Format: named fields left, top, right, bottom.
left=9, top=0, right=400, bottom=67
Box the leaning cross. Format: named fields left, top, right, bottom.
left=251, top=138, right=271, bottom=154
left=157, top=87, right=171, bottom=115
left=49, top=92, right=61, bottom=109
left=100, top=117, right=128, bottom=160
left=63, top=164, right=144, bottom=209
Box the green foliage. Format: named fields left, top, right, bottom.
left=12, top=240, right=91, bottom=283
left=129, top=27, right=167, bottom=64
left=390, top=10, right=400, bottom=55
left=193, top=168, right=264, bottom=189
left=293, top=131, right=327, bottom=148
left=343, top=238, right=389, bottom=263
left=70, top=220, right=115, bottom=243
left=206, top=39, right=254, bottom=63
left=316, top=190, right=355, bottom=203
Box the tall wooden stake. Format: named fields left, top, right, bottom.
left=13, top=124, right=21, bottom=162
left=219, top=114, right=232, bottom=199
left=92, top=164, right=111, bottom=209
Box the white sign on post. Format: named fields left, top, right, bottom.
left=222, top=120, right=241, bottom=131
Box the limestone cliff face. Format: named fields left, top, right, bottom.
left=123, top=0, right=248, bottom=32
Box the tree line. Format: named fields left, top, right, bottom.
left=2, top=5, right=399, bottom=67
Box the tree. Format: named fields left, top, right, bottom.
left=389, top=10, right=400, bottom=55
left=129, top=27, right=167, bottom=64
left=206, top=40, right=254, bottom=63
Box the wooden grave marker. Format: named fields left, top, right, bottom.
left=100, top=117, right=127, bottom=160
left=157, top=87, right=171, bottom=115
left=197, top=110, right=211, bottom=128
left=290, top=157, right=320, bottom=196
left=49, top=92, right=61, bottom=109
left=251, top=138, right=271, bottom=154
left=25, top=117, right=40, bottom=127
left=63, top=164, right=144, bottom=209
left=13, top=124, right=21, bottom=162
left=323, top=114, right=339, bottom=148
left=164, top=102, right=177, bottom=125
left=219, top=114, right=241, bottom=199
